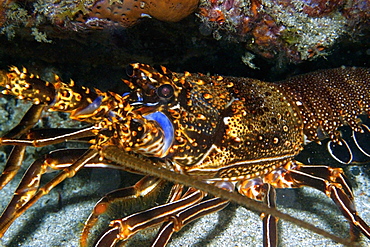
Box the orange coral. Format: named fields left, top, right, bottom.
left=146, top=0, right=199, bottom=22
left=76, top=0, right=199, bottom=27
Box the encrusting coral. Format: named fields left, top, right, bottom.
left=75, top=0, right=199, bottom=27
left=0, top=0, right=369, bottom=64
left=198, top=0, right=370, bottom=63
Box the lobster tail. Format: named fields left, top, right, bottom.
left=279, top=67, right=370, bottom=143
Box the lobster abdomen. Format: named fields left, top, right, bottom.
left=278, top=67, right=370, bottom=163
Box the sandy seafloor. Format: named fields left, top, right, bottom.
left=0, top=100, right=369, bottom=247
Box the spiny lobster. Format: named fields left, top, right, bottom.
left=0, top=63, right=369, bottom=246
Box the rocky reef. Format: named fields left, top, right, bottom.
left=198, top=0, right=370, bottom=63
left=0, top=0, right=369, bottom=64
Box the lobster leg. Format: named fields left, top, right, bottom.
left=327, top=123, right=370, bottom=164
left=96, top=182, right=232, bottom=247
left=238, top=180, right=278, bottom=247
left=0, top=148, right=99, bottom=237
left=1, top=147, right=149, bottom=238
left=0, top=146, right=26, bottom=189
left=150, top=184, right=186, bottom=246
left=353, top=123, right=370, bottom=157
left=0, top=104, right=45, bottom=189
left=0, top=125, right=99, bottom=191
left=139, top=181, right=232, bottom=247
left=3, top=104, right=46, bottom=139
left=95, top=187, right=206, bottom=246
left=80, top=175, right=165, bottom=247
left=261, top=183, right=278, bottom=247
left=287, top=161, right=370, bottom=240
left=151, top=196, right=230, bottom=247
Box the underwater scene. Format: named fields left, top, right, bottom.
left=0, top=0, right=369, bottom=246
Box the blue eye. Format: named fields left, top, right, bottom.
left=157, top=84, right=174, bottom=99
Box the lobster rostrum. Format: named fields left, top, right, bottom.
left=0, top=63, right=369, bottom=246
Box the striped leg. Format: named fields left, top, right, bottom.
left=0, top=148, right=99, bottom=237
left=80, top=175, right=164, bottom=247
left=150, top=182, right=233, bottom=247
left=288, top=161, right=370, bottom=240
left=95, top=187, right=207, bottom=246
left=261, top=184, right=278, bottom=247
left=151, top=196, right=229, bottom=247
left=0, top=145, right=26, bottom=189
left=0, top=104, right=45, bottom=189
left=238, top=179, right=278, bottom=247
left=0, top=125, right=100, bottom=224
left=327, top=123, right=370, bottom=164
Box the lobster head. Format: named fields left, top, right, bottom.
left=112, top=63, right=187, bottom=158
left=117, top=63, right=233, bottom=166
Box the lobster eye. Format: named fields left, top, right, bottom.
left=157, top=84, right=174, bottom=99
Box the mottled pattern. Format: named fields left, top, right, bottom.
left=171, top=74, right=303, bottom=180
